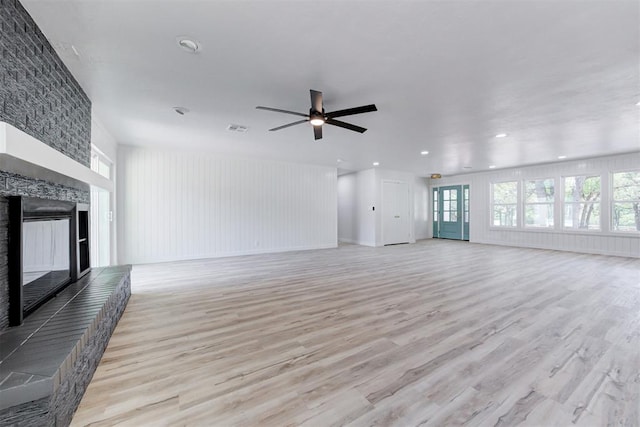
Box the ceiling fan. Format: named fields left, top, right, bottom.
left=256, top=89, right=377, bottom=140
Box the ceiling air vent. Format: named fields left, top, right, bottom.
left=227, top=124, right=248, bottom=133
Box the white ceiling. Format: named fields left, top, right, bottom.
left=21, top=0, right=640, bottom=177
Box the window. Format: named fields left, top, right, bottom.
left=91, top=148, right=111, bottom=179
left=612, top=171, right=640, bottom=232
left=442, top=188, right=457, bottom=222
left=90, top=146, right=113, bottom=267
left=464, top=187, right=469, bottom=223
left=525, top=178, right=554, bottom=228
left=564, top=175, right=600, bottom=230
left=433, top=188, right=438, bottom=222
left=492, top=181, right=517, bottom=227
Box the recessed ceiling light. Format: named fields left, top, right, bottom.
left=636, top=101, right=640, bottom=106
left=337, top=158, right=343, bottom=163
left=372, top=162, right=379, bottom=166
left=430, top=173, right=442, bottom=179
left=176, top=37, right=200, bottom=53
left=489, top=165, right=496, bottom=169
left=173, top=106, right=189, bottom=115
left=495, top=133, right=508, bottom=138
left=420, top=150, right=429, bottom=155
left=558, top=155, right=567, bottom=159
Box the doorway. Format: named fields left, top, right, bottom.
left=382, top=181, right=410, bottom=245
left=433, top=185, right=469, bottom=240
left=89, top=147, right=113, bottom=267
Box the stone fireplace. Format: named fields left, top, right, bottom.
left=0, top=2, right=130, bottom=424
left=1, top=0, right=92, bottom=331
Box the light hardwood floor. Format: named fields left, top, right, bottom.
left=70, top=240, right=640, bottom=426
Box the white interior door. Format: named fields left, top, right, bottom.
left=382, top=181, right=410, bottom=245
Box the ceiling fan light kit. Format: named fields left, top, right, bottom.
left=309, top=113, right=325, bottom=126
left=256, top=89, right=377, bottom=140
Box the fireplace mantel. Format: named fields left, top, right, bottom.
left=0, top=122, right=112, bottom=192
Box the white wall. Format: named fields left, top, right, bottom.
left=91, top=116, right=117, bottom=163
left=434, top=153, right=640, bottom=258
left=337, top=169, right=377, bottom=246
left=337, top=173, right=357, bottom=243
left=356, top=169, right=377, bottom=246
left=117, top=146, right=337, bottom=264
left=414, top=176, right=430, bottom=240
left=337, top=168, right=430, bottom=246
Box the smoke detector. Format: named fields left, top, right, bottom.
left=227, top=124, right=248, bottom=133
left=176, top=36, right=200, bottom=53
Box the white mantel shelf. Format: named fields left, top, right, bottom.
left=0, top=121, right=112, bottom=192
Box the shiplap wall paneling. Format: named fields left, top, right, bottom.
left=117, top=147, right=337, bottom=264
left=434, top=153, right=640, bottom=257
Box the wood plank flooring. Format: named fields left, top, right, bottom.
left=70, top=240, right=640, bottom=426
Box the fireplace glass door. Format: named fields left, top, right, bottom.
left=22, top=218, right=71, bottom=313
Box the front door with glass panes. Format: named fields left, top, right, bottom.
left=433, top=185, right=469, bottom=240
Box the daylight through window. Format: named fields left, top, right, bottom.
left=612, top=171, right=640, bottom=232
left=492, top=181, right=517, bottom=227
left=563, top=176, right=601, bottom=230
left=525, top=178, right=554, bottom=228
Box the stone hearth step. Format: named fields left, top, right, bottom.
left=0, top=265, right=131, bottom=426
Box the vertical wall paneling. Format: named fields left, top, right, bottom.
left=117, top=147, right=338, bottom=264
left=434, top=153, right=640, bottom=257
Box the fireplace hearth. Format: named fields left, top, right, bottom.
left=8, top=196, right=90, bottom=326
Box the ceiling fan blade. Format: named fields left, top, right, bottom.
left=313, top=125, right=323, bottom=140
left=325, top=118, right=367, bottom=133
left=326, top=104, right=377, bottom=119
left=269, top=119, right=308, bottom=131
left=256, top=106, right=308, bottom=117
left=310, top=90, right=323, bottom=112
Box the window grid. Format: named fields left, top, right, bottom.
left=492, top=181, right=518, bottom=227
left=563, top=175, right=601, bottom=231
left=464, top=187, right=469, bottom=223
left=442, top=189, right=458, bottom=222
left=433, top=189, right=438, bottom=222
left=524, top=178, right=554, bottom=228
left=611, top=171, right=640, bottom=233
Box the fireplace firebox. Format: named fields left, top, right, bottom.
left=8, top=196, right=90, bottom=326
